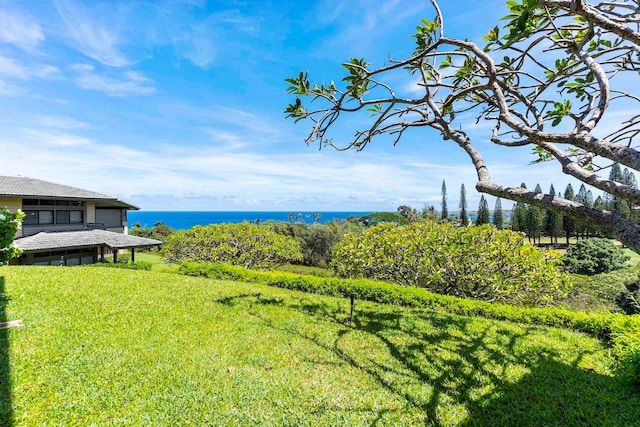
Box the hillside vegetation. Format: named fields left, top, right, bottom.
left=0, top=267, right=638, bottom=426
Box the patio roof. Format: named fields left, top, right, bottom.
left=13, top=229, right=163, bottom=252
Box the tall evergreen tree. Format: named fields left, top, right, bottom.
left=575, top=184, right=589, bottom=239
left=511, top=183, right=528, bottom=233
left=562, top=184, right=576, bottom=245
left=526, top=204, right=543, bottom=244
left=476, top=195, right=490, bottom=225
left=526, top=184, right=544, bottom=244
left=493, top=198, right=504, bottom=230
left=545, top=184, right=562, bottom=245
left=510, top=203, right=520, bottom=231
left=440, top=180, right=448, bottom=221
left=459, top=183, right=468, bottom=226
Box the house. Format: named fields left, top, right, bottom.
left=0, top=175, right=162, bottom=266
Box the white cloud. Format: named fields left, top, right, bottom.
left=72, top=64, right=155, bottom=96
left=0, top=9, right=44, bottom=50
left=55, top=1, right=131, bottom=67
left=0, top=55, right=27, bottom=79
left=19, top=128, right=92, bottom=147
left=34, top=115, right=90, bottom=129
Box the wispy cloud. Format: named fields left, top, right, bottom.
left=71, top=63, right=155, bottom=96
left=0, top=9, right=44, bottom=50
left=0, top=54, right=61, bottom=97
left=34, top=115, right=90, bottom=129
left=55, top=1, right=130, bottom=67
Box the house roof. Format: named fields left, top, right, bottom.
left=0, top=175, right=139, bottom=210
left=13, top=229, right=163, bottom=252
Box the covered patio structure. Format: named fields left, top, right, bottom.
left=12, top=229, right=163, bottom=266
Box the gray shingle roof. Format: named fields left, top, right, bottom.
left=0, top=175, right=116, bottom=199
left=13, top=230, right=163, bottom=252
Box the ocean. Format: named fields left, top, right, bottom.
left=128, top=211, right=372, bottom=231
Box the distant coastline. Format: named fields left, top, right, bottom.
left=128, top=211, right=373, bottom=231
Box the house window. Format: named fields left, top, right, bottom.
left=56, top=211, right=70, bottom=224
left=39, top=211, right=54, bottom=224
left=70, top=211, right=83, bottom=224
left=23, top=211, right=38, bottom=225
left=23, top=210, right=55, bottom=225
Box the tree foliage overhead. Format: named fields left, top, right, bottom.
left=286, top=0, right=640, bottom=252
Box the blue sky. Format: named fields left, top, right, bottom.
left=0, top=0, right=582, bottom=212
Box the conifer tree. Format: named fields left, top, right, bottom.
left=476, top=195, right=490, bottom=226
left=459, top=184, right=468, bottom=226
left=440, top=180, right=448, bottom=221
left=545, top=184, right=562, bottom=245
left=493, top=198, right=504, bottom=230
left=562, top=184, right=575, bottom=245
left=526, top=184, right=543, bottom=244
left=511, top=183, right=528, bottom=233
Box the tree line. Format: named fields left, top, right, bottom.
left=399, top=168, right=638, bottom=245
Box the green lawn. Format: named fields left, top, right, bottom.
left=0, top=267, right=638, bottom=426
left=133, top=252, right=173, bottom=270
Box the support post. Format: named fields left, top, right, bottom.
left=131, top=248, right=135, bottom=263
left=113, top=249, right=118, bottom=264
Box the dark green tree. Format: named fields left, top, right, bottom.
left=562, top=184, right=576, bottom=245
left=526, top=185, right=544, bottom=244
left=476, top=195, right=490, bottom=226
left=441, top=180, right=448, bottom=221
left=459, top=184, right=468, bottom=226
left=545, top=184, right=562, bottom=245
left=511, top=183, right=528, bottom=233
left=493, top=197, right=504, bottom=230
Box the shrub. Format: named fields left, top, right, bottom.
left=90, top=261, right=153, bottom=270
left=0, top=207, right=24, bottom=263
left=161, top=223, right=302, bottom=269
left=563, top=238, right=629, bottom=276
left=130, top=221, right=175, bottom=251
left=331, top=222, right=571, bottom=306
left=269, top=220, right=363, bottom=268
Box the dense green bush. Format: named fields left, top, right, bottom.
left=161, top=223, right=302, bottom=269
left=130, top=221, right=175, bottom=251
left=332, top=222, right=571, bottom=306
left=269, top=220, right=363, bottom=268
left=178, top=262, right=640, bottom=385
left=563, top=238, right=629, bottom=275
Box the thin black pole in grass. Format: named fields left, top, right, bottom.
left=349, top=293, right=355, bottom=325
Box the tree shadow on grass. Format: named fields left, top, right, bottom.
left=0, top=277, right=12, bottom=426
left=219, top=292, right=640, bottom=426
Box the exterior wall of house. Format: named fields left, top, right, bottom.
left=87, top=202, right=96, bottom=223
left=20, top=200, right=89, bottom=237
left=96, top=208, right=125, bottom=234
left=17, top=247, right=98, bottom=266
left=0, top=197, right=23, bottom=237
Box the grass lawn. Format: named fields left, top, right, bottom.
left=133, top=252, right=173, bottom=270
left=0, top=267, right=638, bottom=426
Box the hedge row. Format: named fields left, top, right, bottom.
left=178, top=262, right=640, bottom=385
